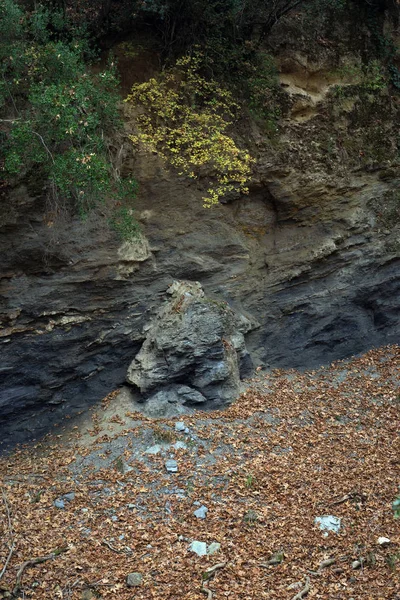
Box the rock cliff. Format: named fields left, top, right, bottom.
left=0, top=10, right=399, bottom=449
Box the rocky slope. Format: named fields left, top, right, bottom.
left=0, top=347, right=399, bottom=599
left=0, top=12, right=399, bottom=449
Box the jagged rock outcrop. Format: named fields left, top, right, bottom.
left=126, top=280, right=254, bottom=408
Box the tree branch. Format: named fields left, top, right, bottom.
left=31, top=131, right=55, bottom=164
left=0, top=489, right=15, bottom=581
left=12, top=547, right=69, bottom=597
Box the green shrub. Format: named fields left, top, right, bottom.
left=0, top=0, right=138, bottom=237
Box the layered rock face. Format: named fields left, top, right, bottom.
left=1, top=15, right=399, bottom=449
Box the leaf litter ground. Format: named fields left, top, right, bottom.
left=1, top=345, right=400, bottom=599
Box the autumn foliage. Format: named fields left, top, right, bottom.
left=125, top=52, right=254, bottom=207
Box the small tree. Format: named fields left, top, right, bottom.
left=125, top=51, right=254, bottom=207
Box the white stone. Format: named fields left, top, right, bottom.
left=145, top=444, right=162, bottom=455
left=377, top=536, right=390, bottom=546
left=314, top=515, right=341, bottom=534
left=174, top=441, right=186, bottom=450
left=165, top=459, right=178, bottom=473
left=189, top=541, right=207, bottom=556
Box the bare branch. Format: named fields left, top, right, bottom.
left=31, top=131, right=55, bottom=164
left=201, top=562, right=226, bottom=600
left=0, top=542, right=15, bottom=581
left=0, top=488, right=15, bottom=581
left=13, top=547, right=69, bottom=597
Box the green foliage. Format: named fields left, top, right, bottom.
left=0, top=0, right=138, bottom=236
left=245, top=473, right=257, bottom=488
left=243, top=509, right=259, bottom=524
left=110, top=203, right=140, bottom=240
left=335, top=60, right=387, bottom=92
left=363, top=2, right=400, bottom=89
left=125, top=51, right=254, bottom=206
left=245, top=51, right=282, bottom=133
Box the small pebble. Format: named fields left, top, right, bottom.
left=54, top=499, right=65, bottom=509
left=207, top=542, right=221, bottom=555
left=175, top=422, right=186, bottom=432
left=194, top=505, right=208, bottom=519
left=62, top=492, right=75, bottom=502
left=126, top=572, right=143, bottom=587
left=165, top=459, right=178, bottom=473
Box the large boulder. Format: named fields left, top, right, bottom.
left=126, top=281, right=254, bottom=408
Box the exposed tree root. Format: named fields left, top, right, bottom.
left=201, top=562, right=227, bottom=599
left=291, top=576, right=310, bottom=600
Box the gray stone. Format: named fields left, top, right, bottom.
left=135, top=389, right=194, bottom=418
left=62, top=492, right=75, bottom=502
left=81, top=528, right=91, bottom=537
left=54, top=498, right=65, bottom=509
left=315, top=515, right=341, bottom=534
left=173, top=441, right=186, bottom=450
left=120, top=460, right=133, bottom=474
left=127, top=281, right=253, bottom=408
left=165, top=459, right=178, bottom=473
left=176, top=386, right=208, bottom=404
left=189, top=541, right=207, bottom=556
left=194, top=505, right=208, bottom=519
left=144, top=444, right=162, bottom=455
left=207, top=543, right=221, bottom=555
left=175, top=422, right=186, bottom=432
left=126, top=572, right=143, bottom=587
